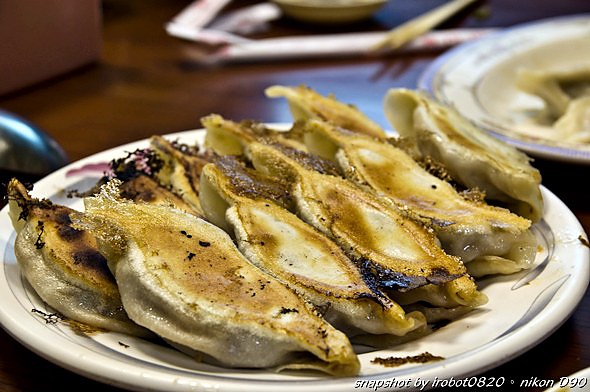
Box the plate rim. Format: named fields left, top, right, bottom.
left=418, top=14, right=590, bottom=164
left=0, top=128, right=589, bottom=391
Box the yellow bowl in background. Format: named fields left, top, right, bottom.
left=272, top=0, right=389, bottom=24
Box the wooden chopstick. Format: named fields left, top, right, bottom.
left=369, top=0, right=477, bottom=53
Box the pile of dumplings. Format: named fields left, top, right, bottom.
left=516, top=63, right=590, bottom=143
left=7, top=86, right=544, bottom=377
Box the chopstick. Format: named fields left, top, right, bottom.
left=206, top=28, right=494, bottom=64
left=369, top=0, right=478, bottom=53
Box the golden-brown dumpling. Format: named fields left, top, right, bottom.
left=384, top=88, right=544, bottom=222
left=82, top=181, right=360, bottom=376
left=149, top=135, right=212, bottom=215
left=7, top=179, right=149, bottom=337
left=302, top=119, right=537, bottom=277
left=200, top=156, right=426, bottom=337
left=515, top=64, right=590, bottom=120
left=246, top=142, right=487, bottom=309
left=265, top=84, right=387, bottom=138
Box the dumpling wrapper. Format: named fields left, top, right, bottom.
left=104, top=147, right=203, bottom=216
left=385, top=88, right=544, bottom=222
left=265, top=85, right=387, bottom=138
left=201, top=116, right=486, bottom=308
left=553, top=96, right=590, bottom=143
left=7, top=179, right=149, bottom=337
left=515, top=64, right=590, bottom=120
left=199, top=156, right=426, bottom=337
left=118, top=174, right=199, bottom=215
left=302, top=119, right=537, bottom=277
left=80, top=181, right=360, bottom=376
left=246, top=142, right=487, bottom=309
left=150, top=135, right=211, bottom=216
left=202, top=113, right=307, bottom=156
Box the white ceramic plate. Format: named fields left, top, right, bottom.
left=1, top=129, right=589, bottom=391
left=419, top=15, right=590, bottom=164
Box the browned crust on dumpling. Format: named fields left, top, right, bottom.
left=265, top=85, right=387, bottom=138
left=149, top=135, right=213, bottom=215
left=8, top=179, right=116, bottom=291
left=7, top=178, right=149, bottom=336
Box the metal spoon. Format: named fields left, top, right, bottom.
left=0, top=109, right=69, bottom=176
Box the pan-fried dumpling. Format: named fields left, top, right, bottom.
left=384, top=88, right=544, bottom=222
left=201, top=118, right=486, bottom=309
left=106, top=148, right=203, bottom=216
left=515, top=64, right=590, bottom=120
left=246, top=142, right=487, bottom=309
left=80, top=146, right=203, bottom=217
left=553, top=96, right=590, bottom=142
left=516, top=64, right=590, bottom=142
left=81, top=181, right=360, bottom=376
left=149, top=135, right=212, bottom=215
left=202, top=113, right=306, bottom=156
left=7, top=179, right=149, bottom=337
left=301, top=119, right=537, bottom=277
left=203, top=114, right=264, bottom=156
left=118, top=174, right=198, bottom=215
left=199, top=156, right=425, bottom=337
left=265, top=85, right=387, bottom=138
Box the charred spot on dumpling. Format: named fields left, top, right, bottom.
left=118, top=175, right=158, bottom=202
left=6, top=181, right=37, bottom=220
left=70, top=150, right=167, bottom=199
left=279, top=307, right=299, bottom=315
left=180, top=230, right=193, bottom=238
left=34, top=221, right=45, bottom=249
left=71, top=248, right=113, bottom=280
left=426, top=267, right=464, bottom=286
left=377, top=271, right=428, bottom=292
left=49, top=207, right=74, bottom=225
left=214, top=155, right=293, bottom=209
left=428, top=218, right=456, bottom=228
left=359, top=258, right=462, bottom=292
left=358, top=258, right=425, bottom=292
left=15, top=197, right=56, bottom=224
left=169, top=139, right=202, bottom=157
left=57, top=223, right=84, bottom=242
left=113, top=148, right=165, bottom=181
left=356, top=258, right=387, bottom=295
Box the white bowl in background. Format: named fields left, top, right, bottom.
left=272, top=0, right=388, bottom=24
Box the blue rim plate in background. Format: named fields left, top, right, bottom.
left=419, top=15, right=590, bottom=164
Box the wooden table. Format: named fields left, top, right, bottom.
left=1, top=1, right=589, bottom=390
